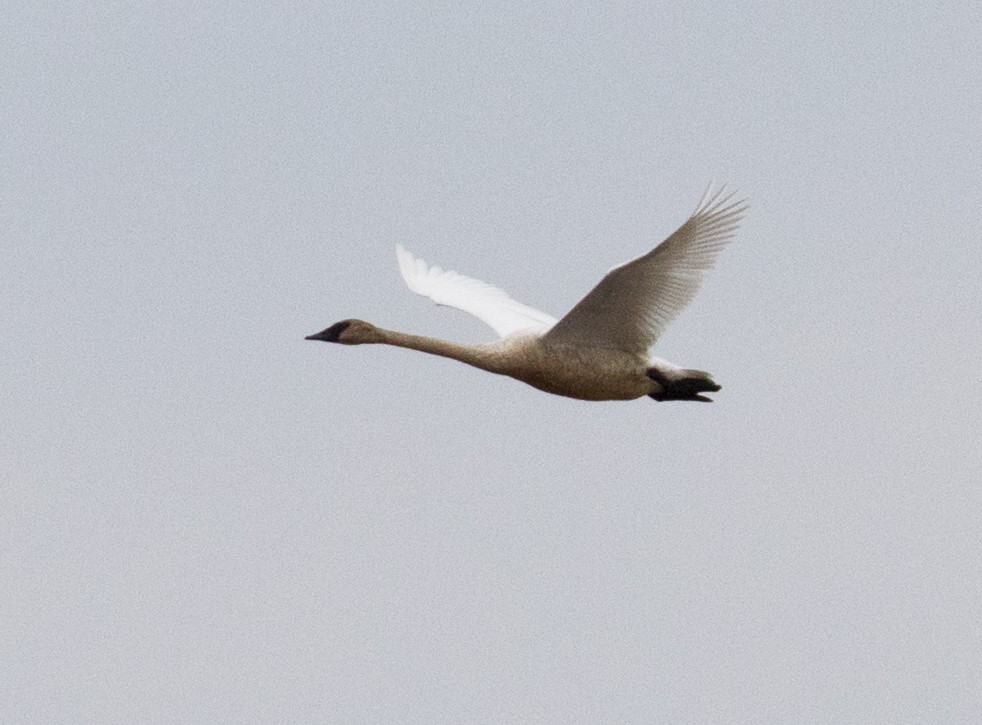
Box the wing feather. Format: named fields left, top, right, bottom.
left=396, top=245, right=557, bottom=339
left=543, top=185, right=747, bottom=352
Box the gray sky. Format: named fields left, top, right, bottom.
left=3, top=1, right=981, bottom=722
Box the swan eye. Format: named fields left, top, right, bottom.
left=328, top=321, right=352, bottom=340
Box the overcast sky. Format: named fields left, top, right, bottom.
left=3, top=2, right=981, bottom=722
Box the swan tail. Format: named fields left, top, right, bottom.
left=646, top=367, right=720, bottom=403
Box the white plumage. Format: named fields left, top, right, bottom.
left=395, top=245, right=557, bottom=338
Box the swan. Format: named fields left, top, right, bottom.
left=306, top=185, right=746, bottom=402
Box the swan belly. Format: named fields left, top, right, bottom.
left=497, top=341, right=653, bottom=401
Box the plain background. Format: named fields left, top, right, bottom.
left=3, top=2, right=981, bottom=722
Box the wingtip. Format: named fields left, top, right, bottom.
left=395, top=244, right=429, bottom=293
left=695, top=182, right=748, bottom=220
left=395, top=244, right=412, bottom=284
left=697, top=181, right=716, bottom=210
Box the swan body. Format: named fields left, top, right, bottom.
left=307, top=186, right=747, bottom=402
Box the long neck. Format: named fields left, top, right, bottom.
left=374, top=328, right=505, bottom=374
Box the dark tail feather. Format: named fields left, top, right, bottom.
left=647, top=368, right=720, bottom=402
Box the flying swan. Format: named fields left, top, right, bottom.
left=306, top=186, right=746, bottom=402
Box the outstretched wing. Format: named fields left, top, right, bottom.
left=396, top=245, right=558, bottom=339
left=543, top=185, right=747, bottom=353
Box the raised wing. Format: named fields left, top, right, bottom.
left=543, top=185, right=747, bottom=353
left=396, top=245, right=558, bottom=339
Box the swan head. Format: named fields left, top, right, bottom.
left=305, top=319, right=380, bottom=345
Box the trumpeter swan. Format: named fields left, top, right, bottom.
left=306, top=185, right=746, bottom=402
